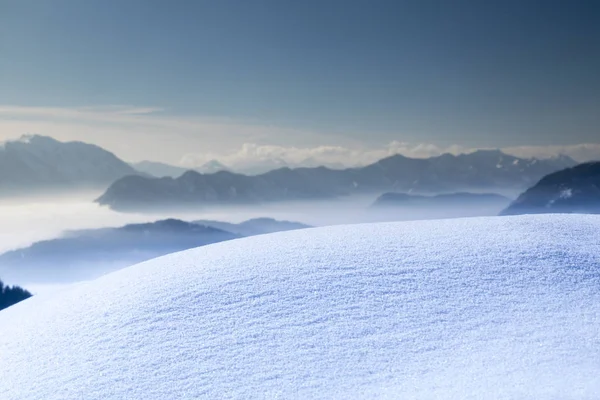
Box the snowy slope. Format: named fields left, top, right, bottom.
left=1, top=215, right=600, bottom=399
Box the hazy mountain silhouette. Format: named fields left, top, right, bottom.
left=373, top=192, right=510, bottom=208
left=501, top=162, right=600, bottom=215
left=130, top=161, right=190, bottom=178
left=0, top=218, right=311, bottom=284
left=194, top=217, right=311, bottom=236
left=132, top=160, right=230, bottom=178
left=0, top=219, right=238, bottom=283
left=0, top=135, right=138, bottom=194
left=198, top=160, right=231, bottom=174
left=369, top=191, right=511, bottom=220
left=97, top=151, right=575, bottom=211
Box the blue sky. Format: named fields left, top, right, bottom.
left=0, top=0, right=599, bottom=165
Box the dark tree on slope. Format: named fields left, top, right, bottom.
left=0, top=280, right=32, bottom=311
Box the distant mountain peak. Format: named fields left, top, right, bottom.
left=501, top=161, right=600, bottom=215
left=0, top=134, right=138, bottom=194
left=379, top=153, right=411, bottom=162
left=470, top=149, right=505, bottom=155
left=552, top=153, right=577, bottom=163
left=17, top=133, right=38, bottom=143
left=1, top=134, right=53, bottom=147
left=201, top=159, right=228, bottom=168
left=15, top=134, right=73, bottom=146
left=179, top=170, right=203, bottom=180
left=121, top=218, right=225, bottom=234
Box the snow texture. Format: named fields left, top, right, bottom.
left=1, top=214, right=600, bottom=399
left=560, top=188, right=573, bottom=199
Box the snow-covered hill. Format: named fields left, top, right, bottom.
left=1, top=215, right=600, bottom=399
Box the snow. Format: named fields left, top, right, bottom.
left=18, top=134, right=35, bottom=143
left=0, top=134, right=34, bottom=148
left=560, top=188, right=573, bottom=199
left=1, top=214, right=600, bottom=399
left=548, top=188, right=574, bottom=207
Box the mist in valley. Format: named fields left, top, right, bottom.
left=0, top=188, right=513, bottom=294
left=0, top=189, right=514, bottom=253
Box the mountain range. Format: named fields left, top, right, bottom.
left=0, top=135, right=138, bottom=194
left=97, top=150, right=576, bottom=211
left=131, top=160, right=230, bottom=178
left=131, top=158, right=350, bottom=177
left=233, top=157, right=351, bottom=175
left=501, top=161, right=600, bottom=215
left=0, top=135, right=582, bottom=212
left=0, top=217, right=311, bottom=284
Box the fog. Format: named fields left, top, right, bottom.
left=0, top=191, right=150, bottom=254
left=0, top=190, right=510, bottom=293
left=0, top=192, right=361, bottom=254
left=0, top=192, right=511, bottom=252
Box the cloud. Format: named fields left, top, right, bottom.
left=181, top=141, right=600, bottom=172
left=502, top=143, right=600, bottom=162
left=181, top=144, right=369, bottom=169
left=0, top=105, right=338, bottom=163
left=1, top=104, right=598, bottom=170
left=180, top=142, right=460, bottom=170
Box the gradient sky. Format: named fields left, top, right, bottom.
left=1, top=0, right=599, bottom=165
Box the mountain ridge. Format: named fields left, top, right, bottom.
left=501, top=161, right=600, bottom=215
left=131, top=160, right=230, bottom=178
left=97, top=150, right=576, bottom=211
left=0, top=135, right=139, bottom=194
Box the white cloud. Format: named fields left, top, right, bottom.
left=0, top=105, right=339, bottom=163
left=1, top=104, right=598, bottom=170
left=180, top=142, right=460, bottom=170
left=502, top=143, right=600, bottom=162
left=181, top=144, right=371, bottom=169
left=181, top=141, right=600, bottom=172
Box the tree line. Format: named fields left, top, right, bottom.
left=0, top=279, right=32, bottom=311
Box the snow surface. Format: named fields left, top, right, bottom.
left=1, top=215, right=600, bottom=399
left=560, top=188, right=573, bottom=199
